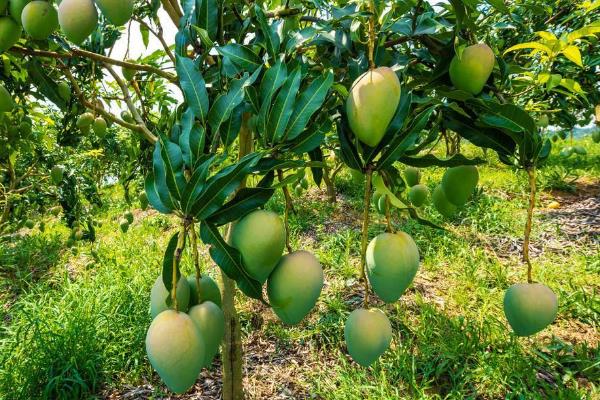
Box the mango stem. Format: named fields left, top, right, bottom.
left=523, top=167, right=536, bottom=284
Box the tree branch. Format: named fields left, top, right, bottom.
left=10, top=46, right=177, bottom=83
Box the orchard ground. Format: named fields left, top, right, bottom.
left=0, top=138, right=598, bottom=400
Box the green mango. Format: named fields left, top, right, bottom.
left=293, top=185, right=303, bottom=196
left=573, top=145, right=587, bottom=156
left=76, top=112, right=94, bottom=128
left=19, top=121, right=32, bottom=136
left=408, top=184, right=429, bottom=207
left=119, top=218, right=129, bottom=233
left=366, top=232, right=420, bottom=303
left=559, top=147, right=573, bottom=158
left=9, top=0, right=30, bottom=25
left=122, top=60, right=137, bottom=81
left=95, top=0, right=134, bottom=26
left=267, top=250, right=324, bottom=325
left=24, top=219, right=35, bottom=229
left=187, top=275, right=222, bottom=308
left=230, top=210, right=285, bottom=283
left=0, top=17, right=22, bottom=52
left=346, top=67, right=401, bottom=147
left=592, top=130, right=600, bottom=143
left=300, top=178, right=309, bottom=190
left=50, top=165, right=64, bottom=185
left=188, top=301, right=224, bottom=367
left=124, top=210, right=134, bottom=224
left=150, top=274, right=191, bottom=318
left=537, top=114, right=549, bottom=128
left=121, top=110, right=134, bottom=123
left=376, top=194, right=387, bottom=215
left=145, top=310, right=205, bottom=394
left=441, top=166, right=479, bottom=206
left=57, top=82, right=71, bottom=102
left=350, top=168, right=363, bottom=185
left=432, top=184, right=457, bottom=218
left=21, top=1, right=58, bottom=40
left=503, top=283, right=558, bottom=336
left=139, top=191, right=149, bottom=210
left=403, top=167, right=421, bottom=187
left=92, top=117, right=107, bottom=136
left=58, top=0, right=97, bottom=45
left=0, top=84, right=14, bottom=112
left=344, top=308, right=392, bottom=367
left=449, top=43, right=495, bottom=95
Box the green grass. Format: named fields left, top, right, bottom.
left=0, top=137, right=598, bottom=399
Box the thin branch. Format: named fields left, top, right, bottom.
left=133, top=16, right=176, bottom=64
left=10, top=46, right=177, bottom=83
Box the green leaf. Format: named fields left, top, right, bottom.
left=308, top=147, right=324, bottom=187
left=144, top=173, right=173, bottom=214
left=217, top=43, right=262, bottom=72
left=399, top=154, right=485, bottom=167
left=161, top=232, right=184, bottom=303
left=336, top=111, right=363, bottom=171
left=561, top=45, right=583, bottom=67
left=197, top=0, right=218, bottom=40
left=289, top=118, right=330, bottom=155
left=478, top=102, right=537, bottom=134
left=207, top=186, right=275, bottom=226
left=152, top=142, right=178, bottom=210
left=222, top=104, right=245, bottom=147
left=267, top=67, right=303, bottom=144
left=159, top=136, right=187, bottom=201
left=372, top=174, right=407, bottom=208
left=26, top=59, right=67, bottom=111
left=200, top=222, right=264, bottom=300
left=284, top=71, right=333, bottom=141
left=503, top=42, right=553, bottom=56
left=181, top=156, right=215, bottom=215
left=176, top=56, right=209, bottom=123
left=189, top=154, right=261, bottom=219
left=180, top=122, right=206, bottom=169
left=258, top=61, right=287, bottom=136
left=485, top=0, right=509, bottom=13
left=377, top=106, right=436, bottom=170
left=254, top=5, right=280, bottom=60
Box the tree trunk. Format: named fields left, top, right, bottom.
left=220, top=114, right=253, bottom=400
left=322, top=166, right=336, bottom=203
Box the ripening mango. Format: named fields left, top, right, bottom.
left=432, top=184, right=457, bottom=218
left=503, top=283, right=558, bottom=336
left=346, top=67, right=401, bottom=147
left=0, top=83, right=14, bottom=112
left=145, top=310, right=205, bottom=394
left=267, top=250, right=324, bottom=325
left=366, top=232, right=420, bottom=303
left=187, top=275, right=222, bottom=308
left=230, top=210, right=285, bottom=283
left=21, top=1, right=58, bottom=40
left=95, top=0, right=133, bottom=26
left=92, top=117, right=107, bottom=136
left=50, top=166, right=64, bottom=184
left=0, top=16, right=22, bottom=52
left=58, top=0, right=98, bottom=45
left=57, top=82, right=71, bottom=102
left=76, top=112, right=94, bottom=128
left=188, top=301, right=224, bottom=366
left=449, top=44, right=495, bottom=95
left=441, top=166, right=479, bottom=206
left=150, top=274, right=191, bottom=318
left=344, top=308, right=392, bottom=367
left=404, top=167, right=421, bottom=187
left=408, top=184, right=429, bottom=207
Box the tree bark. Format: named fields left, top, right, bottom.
left=220, top=115, right=253, bottom=400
